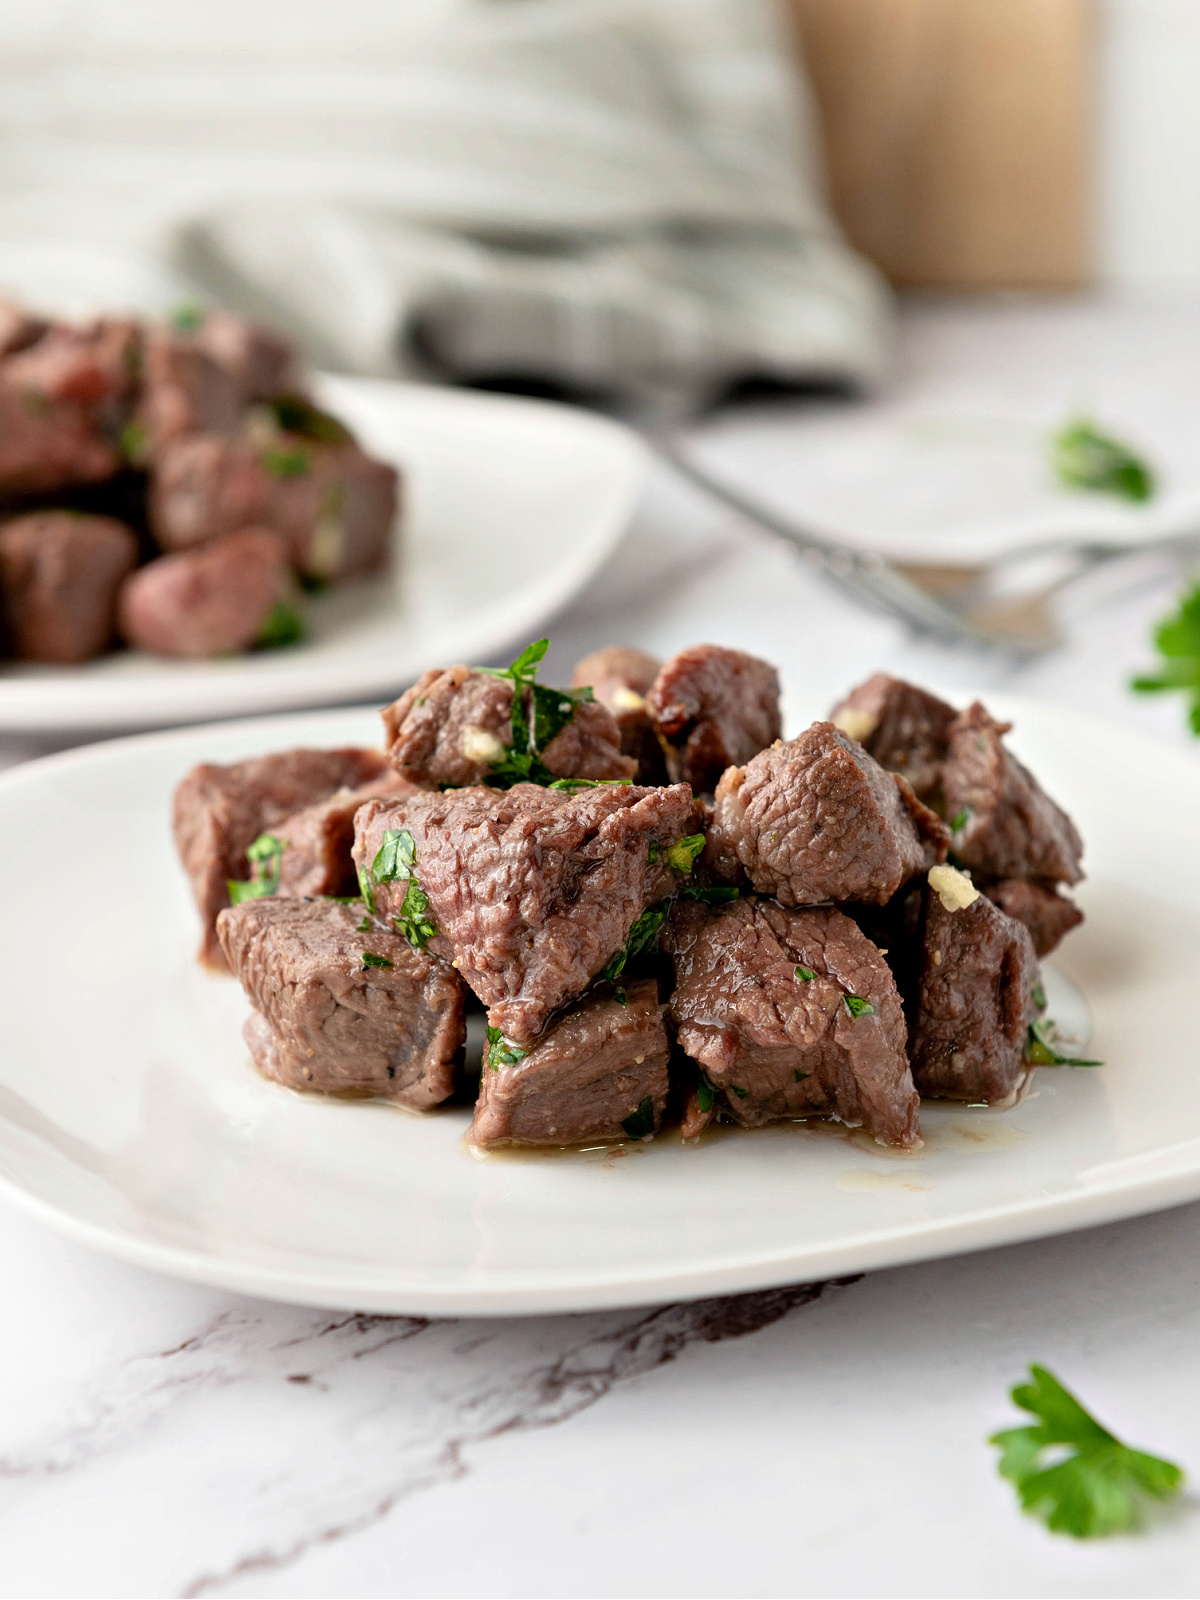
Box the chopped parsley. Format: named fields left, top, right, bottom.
left=255, top=600, right=306, bottom=650
left=665, top=833, right=705, bottom=873
left=546, top=777, right=633, bottom=793
left=364, top=826, right=437, bottom=946
left=948, top=807, right=973, bottom=834
left=1130, top=580, right=1200, bottom=736
left=793, top=1069, right=809, bottom=1082
left=794, top=964, right=815, bottom=982
left=262, top=447, right=311, bottom=479
left=621, top=1095, right=655, bottom=1139
left=604, top=904, right=669, bottom=982
left=485, top=1027, right=528, bottom=1070
left=1052, top=418, right=1154, bottom=503
left=360, top=951, right=393, bottom=970
left=1025, top=1018, right=1101, bottom=1067
left=991, top=1364, right=1183, bottom=1537
left=356, top=863, right=376, bottom=914
left=696, top=1072, right=716, bottom=1114
left=356, top=915, right=371, bottom=932
left=371, top=828, right=417, bottom=885
left=730, top=1085, right=749, bottom=1100
left=677, top=885, right=740, bottom=906
left=843, top=994, right=877, bottom=1020
left=476, top=639, right=596, bottom=789
left=270, top=394, right=353, bottom=445
left=227, top=832, right=287, bottom=904
left=648, top=841, right=660, bottom=863
left=118, top=420, right=148, bottom=465
left=169, top=301, right=206, bottom=334
left=1032, top=980, right=1048, bottom=1013
left=393, top=880, right=437, bottom=949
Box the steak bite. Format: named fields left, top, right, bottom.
left=381, top=664, right=636, bottom=789
left=134, top=326, right=243, bottom=456
left=571, top=645, right=667, bottom=784
left=217, top=897, right=465, bottom=1109
left=942, top=702, right=1083, bottom=884
left=646, top=643, right=782, bottom=793
left=829, top=674, right=956, bottom=806
left=708, top=721, right=949, bottom=907
left=664, top=897, right=920, bottom=1148
left=275, top=773, right=417, bottom=898
left=118, top=528, right=296, bottom=659
left=0, top=511, right=137, bottom=663
left=469, top=979, right=669, bottom=1148
left=980, top=877, right=1084, bottom=958
left=174, top=745, right=390, bottom=967
left=908, top=865, right=1037, bottom=1104
left=353, top=780, right=694, bottom=1043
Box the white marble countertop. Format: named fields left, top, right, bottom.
left=2, top=296, right=1199, bottom=1598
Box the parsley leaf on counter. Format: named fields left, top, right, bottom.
left=227, top=832, right=287, bottom=904
left=1052, top=419, right=1154, bottom=503
left=991, top=1364, right=1183, bottom=1537
left=621, top=1095, right=655, bottom=1139
left=485, top=1027, right=528, bottom=1070
left=1131, top=580, right=1200, bottom=736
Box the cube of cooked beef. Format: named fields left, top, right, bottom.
left=829, top=674, right=956, bottom=806
left=217, top=897, right=465, bottom=1109
left=908, top=866, right=1037, bottom=1103
left=980, top=877, right=1084, bottom=958
left=469, top=978, right=669, bottom=1148
left=707, top=720, right=948, bottom=907
left=353, top=780, right=694, bottom=1043
left=192, top=311, right=296, bottom=403
left=118, top=528, right=295, bottom=659
left=174, top=745, right=390, bottom=967
left=664, top=897, right=920, bottom=1148
left=942, top=701, right=1083, bottom=884
left=275, top=773, right=418, bottom=898
left=646, top=643, right=782, bottom=793
left=571, top=645, right=667, bottom=784
left=0, top=511, right=137, bottom=662
left=149, top=433, right=397, bottom=581
left=381, top=664, right=636, bottom=789
left=134, top=327, right=243, bottom=456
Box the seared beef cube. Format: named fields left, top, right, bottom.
left=149, top=433, right=397, bottom=581
left=134, top=327, right=243, bottom=456
left=908, top=865, right=1037, bottom=1103
left=3, top=317, right=138, bottom=409
left=980, top=877, right=1084, bottom=958
left=353, top=780, right=693, bottom=1043
left=276, top=773, right=418, bottom=898
left=469, top=979, right=669, bottom=1148
left=174, top=745, right=389, bottom=967
left=118, top=528, right=295, bottom=659
left=217, top=897, right=465, bottom=1109
left=381, top=664, right=636, bottom=789
left=664, top=897, right=919, bottom=1148
left=0, top=300, right=49, bottom=357
left=192, top=311, right=296, bottom=402
left=571, top=645, right=667, bottom=784
left=942, top=702, right=1083, bottom=884
left=708, top=721, right=948, bottom=907
left=0, top=511, right=137, bottom=663
left=646, top=644, right=782, bottom=793
left=829, top=674, right=956, bottom=806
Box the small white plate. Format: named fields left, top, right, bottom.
left=0, top=378, right=647, bottom=732
left=0, top=697, right=1195, bottom=1316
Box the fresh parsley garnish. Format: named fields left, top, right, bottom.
left=357, top=863, right=376, bottom=914
left=356, top=915, right=371, bottom=932
left=485, top=1027, right=528, bottom=1070
left=1025, top=1018, right=1101, bottom=1067
left=1032, top=980, right=1048, bottom=1012
left=476, top=640, right=596, bottom=789
left=1131, top=580, right=1200, bottom=736
left=621, top=1095, right=655, bottom=1140
left=270, top=395, right=353, bottom=445
left=948, top=807, right=973, bottom=834
left=360, top=951, right=393, bottom=970
left=793, top=1069, right=809, bottom=1082
left=677, top=885, right=740, bottom=906
left=118, top=420, right=148, bottom=465
left=227, top=832, right=287, bottom=904
left=255, top=600, right=305, bottom=650
left=365, top=827, right=437, bottom=946
left=730, top=1084, right=749, bottom=1099
left=794, top=964, right=815, bottom=982
left=843, top=994, right=876, bottom=1019
left=393, top=880, right=437, bottom=949
left=371, top=828, right=417, bottom=884
left=991, top=1364, right=1183, bottom=1537
left=546, top=777, right=632, bottom=792
left=696, top=1072, right=716, bottom=1114
left=170, top=301, right=206, bottom=334
left=604, top=904, right=669, bottom=982
left=1052, top=419, right=1154, bottom=503
left=665, top=833, right=705, bottom=872
left=648, top=841, right=660, bottom=863
left=262, top=447, right=311, bottom=479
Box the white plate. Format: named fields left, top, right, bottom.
left=0, top=697, right=1196, bottom=1316
left=0, top=378, right=647, bottom=732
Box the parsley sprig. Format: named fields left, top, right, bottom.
left=255, top=600, right=306, bottom=650
left=1025, top=1017, right=1101, bottom=1067
left=366, top=827, right=437, bottom=949
left=604, top=904, right=670, bottom=982
left=227, top=832, right=287, bottom=905
left=621, top=1095, right=655, bottom=1140
left=1131, top=580, right=1200, bottom=736
left=991, top=1365, right=1183, bottom=1537
left=1052, top=418, right=1154, bottom=503
left=485, top=1027, right=528, bottom=1070
left=477, top=640, right=596, bottom=788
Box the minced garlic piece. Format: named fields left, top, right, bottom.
left=611, top=686, right=646, bottom=712
left=833, top=707, right=879, bottom=744
left=928, top=863, right=979, bottom=912
left=460, top=725, right=506, bottom=763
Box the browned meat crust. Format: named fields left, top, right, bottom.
left=646, top=643, right=781, bottom=793
left=980, top=876, right=1084, bottom=958
left=275, top=773, right=417, bottom=899
left=708, top=721, right=948, bottom=907
left=0, top=511, right=137, bottom=662
left=829, top=673, right=957, bottom=806
left=470, top=979, right=669, bottom=1148
left=217, top=896, right=465, bottom=1109
left=664, top=897, right=920, bottom=1148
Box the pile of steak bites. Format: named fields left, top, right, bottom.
left=0, top=298, right=397, bottom=664
left=175, top=640, right=1086, bottom=1152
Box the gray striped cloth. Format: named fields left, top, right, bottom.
left=0, top=0, right=889, bottom=409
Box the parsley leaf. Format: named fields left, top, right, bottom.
left=227, top=832, right=287, bottom=904
left=356, top=863, right=376, bottom=914
left=991, top=1364, right=1183, bottom=1537
left=1130, top=581, right=1200, bottom=736
left=621, top=1095, right=655, bottom=1140
left=795, top=964, right=815, bottom=982
left=170, top=301, right=206, bottom=334
left=485, top=1027, right=528, bottom=1070
left=1025, top=1018, right=1102, bottom=1067
left=360, top=951, right=393, bottom=970
left=696, top=1072, right=716, bottom=1114
left=393, top=880, right=437, bottom=949
left=270, top=395, right=353, bottom=445
left=604, top=904, right=669, bottom=982
left=730, top=1084, right=749, bottom=1099
left=1032, top=980, right=1048, bottom=1012
left=262, top=447, right=311, bottom=479
left=1052, top=419, right=1154, bottom=503
left=948, top=807, right=973, bottom=834
left=118, top=420, right=148, bottom=465
left=255, top=600, right=306, bottom=650
left=843, top=994, right=876, bottom=1019
left=371, top=828, right=417, bottom=885
left=677, top=885, right=740, bottom=906
left=666, top=833, right=705, bottom=873
left=356, top=915, right=371, bottom=932
left=546, top=777, right=632, bottom=793
left=475, top=640, right=596, bottom=789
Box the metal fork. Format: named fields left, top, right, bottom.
left=654, top=439, right=1200, bottom=655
